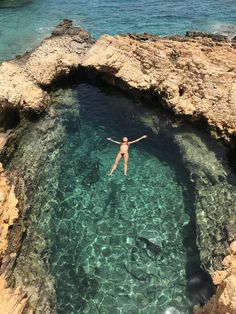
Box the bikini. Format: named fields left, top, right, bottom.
left=120, top=142, right=129, bottom=157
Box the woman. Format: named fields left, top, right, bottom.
left=107, top=135, right=147, bottom=176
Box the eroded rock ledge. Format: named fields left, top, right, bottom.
left=83, top=32, right=236, bottom=141
left=0, top=19, right=236, bottom=313
left=194, top=241, right=236, bottom=314
left=0, top=162, right=28, bottom=313
left=0, top=20, right=235, bottom=142
left=0, top=19, right=93, bottom=115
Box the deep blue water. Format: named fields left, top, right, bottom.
left=0, top=0, right=235, bottom=61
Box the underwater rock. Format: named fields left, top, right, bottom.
left=137, top=237, right=161, bottom=255
left=175, top=132, right=236, bottom=270
left=81, top=160, right=100, bottom=187
left=1, top=88, right=80, bottom=312
left=50, top=88, right=79, bottom=107
left=61, top=109, right=80, bottom=133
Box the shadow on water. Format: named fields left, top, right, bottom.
left=50, top=77, right=216, bottom=312
left=49, top=242, right=99, bottom=314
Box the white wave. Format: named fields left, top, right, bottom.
left=210, top=22, right=236, bottom=39
left=37, top=26, right=53, bottom=34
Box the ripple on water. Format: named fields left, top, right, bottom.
left=44, top=85, right=190, bottom=313
left=9, top=83, right=236, bottom=313
left=0, top=0, right=235, bottom=61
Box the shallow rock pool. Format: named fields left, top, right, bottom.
left=7, top=82, right=236, bottom=313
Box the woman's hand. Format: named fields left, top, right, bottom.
left=143, top=135, right=147, bottom=138
left=106, top=137, right=112, bottom=141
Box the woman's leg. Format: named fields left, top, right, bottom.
left=123, top=153, right=129, bottom=176
left=109, top=153, right=122, bottom=175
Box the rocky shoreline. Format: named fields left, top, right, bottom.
left=0, top=19, right=236, bottom=313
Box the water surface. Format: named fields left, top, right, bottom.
left=8, top=82, right=236, bottom=313
left=47, top=84, right=191, bottom=313
left=0, top=0, right=235, bottom=61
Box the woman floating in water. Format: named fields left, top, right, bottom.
left=107, top=135, right=147, bottom=176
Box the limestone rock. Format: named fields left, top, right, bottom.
left=0, top=19, right=93, bottom=117
left=5, top=92, right=75, bottom=313
left=231, top=241, right=236, bottom=255
left=195, top=241, right=236, bottom=314
left=0, top=163, right=19, bottom=258
left=185, top=31, right=230, bottom=42
left=174, top=131, right=236, bottom=270
left=0, top=164, right=28, bottom=313
left=19, top=20, right=94, bottom=86
left=0, top=275, right=28, bottom=314
left=83, top=33, right=236, bottom=141
left=0, top=21, right=235, bottom=142
left=0, top=62, right=47, bottom=113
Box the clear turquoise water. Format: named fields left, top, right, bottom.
left=45, top=83, right=192, bottom=313
left=11, top=81, right=236, bottom=313
left=0, top=0, right=235, bottom=61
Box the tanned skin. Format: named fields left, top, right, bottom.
left=107, top=135, right=147, bottom=176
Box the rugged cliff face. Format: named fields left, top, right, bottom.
left=194, top=241, right=236, bottom=314
left=83, top=32, right=236, bottom=141
left=0, top=20, right=236, bottom=313
left=0, top=161, right=28, bottom=313
left=0, top=19, right=93, bottom=116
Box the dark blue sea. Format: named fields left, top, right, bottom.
left=0, top=0, right=235, bottom=61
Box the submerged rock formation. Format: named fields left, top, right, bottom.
left=0, top=19, right=236, bottom=313
left=174, top=132, right=236, bottom=270
left=5, top=89, right=81, bottom=313
left=0, top=88, right=81, bottom=313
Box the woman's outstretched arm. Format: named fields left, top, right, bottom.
left=128, top=135, right=147, bottom=144
left=106, top=137, right=121, bottom=144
